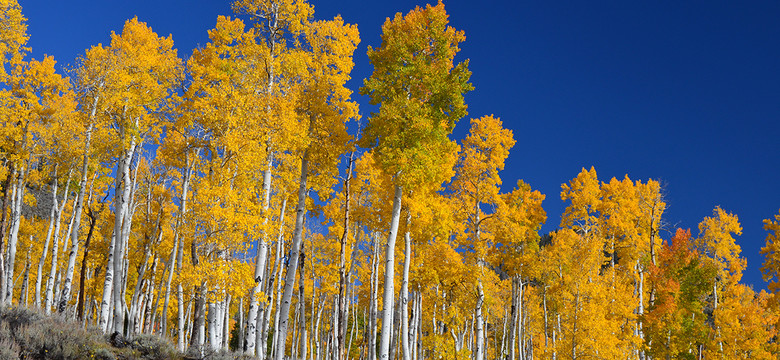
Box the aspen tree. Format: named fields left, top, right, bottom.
left=450, top=115, right=516, bottom=360
left=360, top=3, right=471, bottom=359
left=490, top=181, right=545, bottom=360
left=231, top=0, right=314, bottom=353
left=556, top=168, right=630, bottom=358
left=645, top=229, right=717, bottom=359
left=274, top=15, right=359, bottom=360
left=57, top=40, right=110, bottom=315
left=694, top=207, right=745, bottom=356
left=2, top=55, right=74, bottom=305
left=0, top=0, right=27, bottom=80
left=761, top=210, right=780, bottom=292
left=714, top=283, right=778, bottom=358
left=84, top=17, right=182, bottom=334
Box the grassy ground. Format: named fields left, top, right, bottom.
left=0, top=306, right=248, bottom=360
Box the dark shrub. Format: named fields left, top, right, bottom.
left=129, top=333, right=180, bottom=360
left=0, top=306, right=182, bottom=360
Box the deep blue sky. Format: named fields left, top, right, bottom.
left=21, top=1, right=780, bottom=290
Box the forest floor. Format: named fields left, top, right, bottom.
left=0, top=306, right=248, bottom=360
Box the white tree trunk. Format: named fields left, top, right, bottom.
left=379, top=183, right=403, bottom=360
left=58, top=123, right=94, bottom=313
left=4, top=164, right=27, bottom=304
left=35, top=168, right=60, bottom=309
left=224, top=295, right=232, bottom=351
left=246, top=152, right=274, bottom=355
left=274, top=150, right=309, bottom=360
left=176, top=155, right=194, bottom=351
left=99, top=231, right=115, bottom=333
left=299, top=248, right=308, bottom=360
left=208, top=300, right=218, bottom=350
left=128, top=248, right=152, bottom=334
left=263, top=201, right=288, bottom=360
left=44, top=174, right=73, bottom=315
left=475, top=281, right=485, bottom=360
left=368, top=232, right=380, bottom=360
left=157, top=241, right=176, bottom=335
left=113, top=139, right=139, bottom=334
left=238, top=298, right=245, bottom=351
left=400, top=219, right=412, bottom=360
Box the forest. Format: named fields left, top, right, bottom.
left=2, top=0, right=780, bottom=359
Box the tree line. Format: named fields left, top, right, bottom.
left=2, top=0, right=780, bottom=359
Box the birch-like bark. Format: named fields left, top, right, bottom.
left=368, top=233, right=380, bottom=360
left=19, top=245, right=31, bottom=306
left=409, top=291, right=418, bottom=360
left=0, top=165, right=14, bottom=306
left=58, top=123, right=94, bottom=313
left=208, top=300, right=218, bottom=350
left=347, top=287, right=356, bottom=360
left=184, top=298, right=193, bottom=348
left=99, top=218, right=116, bottom=332
left=4, top=161, right=28, bottom=304
left=517, top=280, right=524, bottom=360
left=246, top=151, right=274, bottom=355
left=128, top=248, right=152, bottom=334
left=314, top=296, right=325, bottom=360
left=35, top=167, right=60, bottom=309
left=309, top=258, right=318, bottom=360
left=263, top=200, right=288, bottom=359
left=114, top=142, right=141, bottom=335
left=400, top=213, right=412, bottom=360
left=77, top=204, right=98, bottom=322
left=44, top=172, right=73, bottom=315
left=337, top=151, right=355, bottom=360
left=154, top=243, right=175, bottom=335
left=238, top=298, right=244, bottom=351
left=274, top=149, right=309, bottom=360
left=108, top=141, right=133, bottom=332
left=475, top=282, right=485, bottom=360
left=3, top=120, right=31, bottom=305
left=509, top=280, right=517, bottom=360
left=187, top=205, right=205, bottom=355
left=390, top=294, right=401, bottom=360
left=637, top=260, right=645, bottom=360
left=252, top=2, right=280, bottom=352
left=299, top=246, right=308, bottom=360
left=474, top=207, right=485, bottom=360
left=100, top=135, right=136, bottom=333
left=189, top=284, right=206, bottom=356
left=143, top=258, right=157, bottom=334
left=542, top=287, right=549, bottom=352
left=501, top=307, right=508, bottom=360
left=176, top=154, right=195, bottom=351
left=223, top=295, right=232, bottom=351
left=332, top=295, right=339, bottom=360
left=379, top=183, right=403, bottom=360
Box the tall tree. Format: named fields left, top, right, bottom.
left=450, top=115, right=515, bottom=360
left=645, top=229, right=717, bottom=359
left=2, top=55, right=75, bottom=305
left=761, top=209, right=780, bottom=293
left=230, top=0, right=314, bottom=354
left=274, top=14, right=359, bottom=360
left=359, top=3, right=472, bottom=360
left=86, top=17, right=182, bottom=334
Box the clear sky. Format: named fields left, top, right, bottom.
left=20, top=0, right=780, bottom=290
